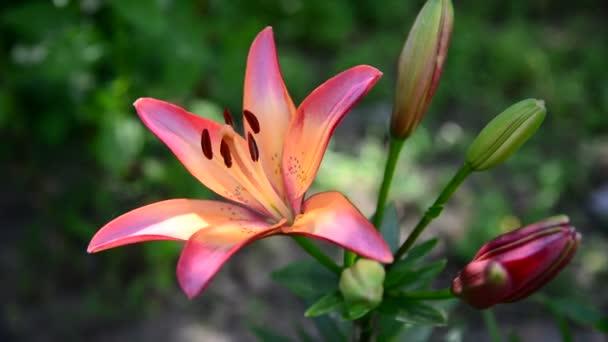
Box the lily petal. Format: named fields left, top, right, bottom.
left=177, top=220, right=278, bottom=298
left=88, top=199, right=264, bottom=253
left=134, top=98, right=274, bottom=216
left=285, top=191, right=393, bottom=263
left=243, top=27, right=296, bottom=197
left=282, top=66, right=382, bottom=206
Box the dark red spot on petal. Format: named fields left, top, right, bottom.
left=247, top=133, right=259, bottom=162
left=200, top=129, right=213, bottom=159
left=220, top=138, right=232, bottom=168
left=243, top=109, right=260, bottom=134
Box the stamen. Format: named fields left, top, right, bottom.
left=223, top=108, right=234, bottom=127
left=200, top=129, right=213, bottom=160
left=220, top=138, right=233, bottom=168
left=247, top=133, right=260, bottom=162
left=243, top=109, right=260, bottom=134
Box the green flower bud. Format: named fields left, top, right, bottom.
left=339, top=259, right=385, bottom=310
left=391, top=0, right=454, bottom=139
left=466, top=99, right=546, bottom=171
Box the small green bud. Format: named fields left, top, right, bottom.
left=466, top=99, right=546, bottom=171
left=339, top=259, right=385, bottom=310
left=391, top=0, right=454, bottom=139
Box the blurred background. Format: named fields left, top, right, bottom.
left=1, top=0, right=607, bottom=341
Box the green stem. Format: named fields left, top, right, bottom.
left=344, top=138, right=405, bottom=268
left=389, top=288, right=455, bottom=301
left=343, top=250, right=357, bottom=268
left=355, top=313, right=375, bottom=342
left=482, top=309, right=504, bottom=342
left=392, top=163, right=472, bottom=261
left=556, top=314, right=573, bottom=342
left=372, top=138, right=406, bottom=228
left=292, top=236, right=341, bottom=275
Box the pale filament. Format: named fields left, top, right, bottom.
left=218, top=125, right=293, bottom=222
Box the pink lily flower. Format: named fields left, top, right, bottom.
left=88, top=27, right=393, bottom=298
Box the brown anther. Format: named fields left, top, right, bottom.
left=219, top=139, right=232, bottom=168
left=200, top=129, right=213, bottom=160
left=223, top=108, right=234, bottom=127
left=243, top=109, right=260, bottom=134
left=247, top=133, right=260, bottom=162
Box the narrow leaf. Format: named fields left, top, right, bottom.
left=482, top=310, right=504, bottom=342
left=305, top=291, right=343, bottom=317
left=312, top=315, right=348, bottom=341
left=379, top=300, right=447, bottom=326
left=387, top=238, right=439, bottom=281
left=342, top=303, right=371, bottom=321
left=386, top=259, right=447, bottom=290
left=376, top=315, right=407, bottom=341
left=380, top=203, right=400, bottom=253
left=403, top=238, right=439, bottom=263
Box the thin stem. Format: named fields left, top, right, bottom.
left=355, top=313, right=375, bottom=342
left=372, top=138, right=406, bottom=228
left=393, top=163, right=472, bottom=261
left=344, top=137, right=405, bottom=268
left=482, top=310, right=504, bottom=342
left=292, top=236, right=341, bottom=275
left=556, top=314, right=573, bottom=342
left=389, top=288, right=455, bottom=301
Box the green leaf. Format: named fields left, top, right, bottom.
left=386, top=239, right=439, bottom=288
left=403, top=238, right=439, bottom=263
left=554, top=313, right=573, bottom=342
left=395, top=326, right=433, bottom=342
left=311, top=315, right=348, bottom=341
left=305, top=291, right=343, bottom=317
left=541, top=297, right=608, bottom=333
left=376, top=315, right=408, bottom=342
left=379, top=300, right=447, bottom=326
left=342, top=303, right=371, bottom=321
left=271, top=260, right=338, bottom=300
left=596, top=319, right=608, bottom=334
left=385, top=259, right=447, bottom=290
left=482, top=310, right=503, bottom=342
left=273, top=265, right=347, bottom=342
left=380, top=203, right=400, bottom=253
left=387, top=238, right=439, bottom=279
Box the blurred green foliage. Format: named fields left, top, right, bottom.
left=1, top=0, right=607, bottom=340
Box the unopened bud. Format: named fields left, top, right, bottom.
left=452, top=215, right=580, bottom=309
left=339, top=259, right=385, bottom=310
left=466, top=99, right=546, bottom=171
left=391, top=0, right=453, bottom=139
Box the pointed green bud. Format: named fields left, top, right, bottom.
left=339, top=259, right=385, bottom=310
left=466, top=99, right=546, bottom=171
left=391, top=0, right=454, bottom=139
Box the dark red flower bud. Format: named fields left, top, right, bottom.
left=451, top=215, right=580, bottom=309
